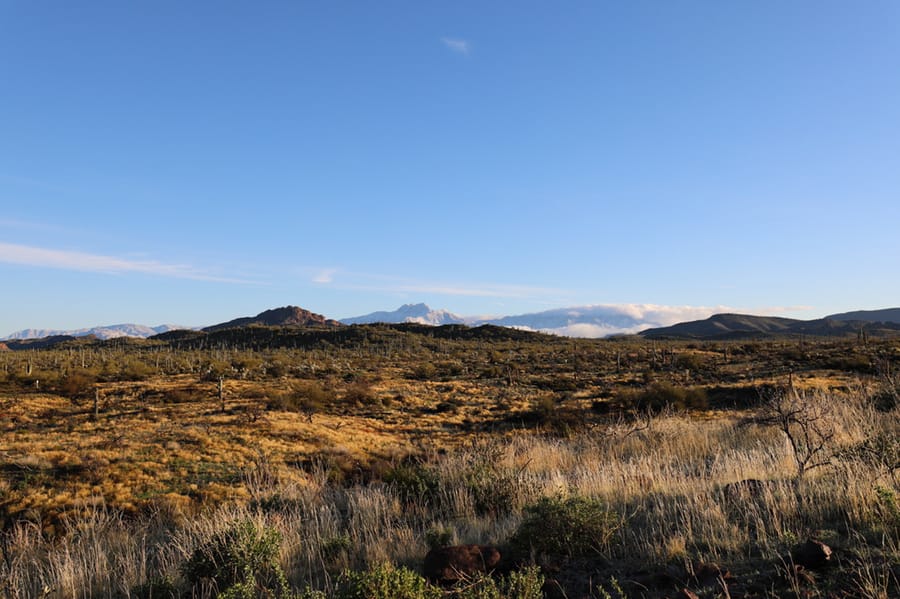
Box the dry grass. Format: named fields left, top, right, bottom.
left=0, top=337, right=897, bottom=597
left=1, top=386, right=897, bottom=597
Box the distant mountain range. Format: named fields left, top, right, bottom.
left=341, top=303, right=728, bottom=337
left=2, top=323, right=187, bottom=341
left=826, top=308, right=900, bottom=323
left=5, top=303, right=900, bottom=343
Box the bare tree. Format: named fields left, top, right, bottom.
left=746, top=388, right=836, bottom=479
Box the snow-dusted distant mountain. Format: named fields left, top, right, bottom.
left=477, top=305, right=721, bottom=338
left=3, top=324, right=188, bottom=341
left=341, top=303, right=722, bottom=337
left=341, top=303, right=466, bottom=326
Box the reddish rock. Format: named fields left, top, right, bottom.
left=792, top=540, right=832, bottom=570
left=423, top=544, right=502, bottom=583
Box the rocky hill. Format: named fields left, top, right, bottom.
left=203, top=306, right=341, bottom=332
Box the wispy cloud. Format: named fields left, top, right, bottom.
left=312, top=268, right=337, bottom=284
left=0, top=242, right=251, bottom=283
left=306, top=267, right=562, bottom=299
left=386, top=281, right=554, bottom=298
left=441, top=37, right=471, bottom=55
left=0, top=218, right=67, bottom=232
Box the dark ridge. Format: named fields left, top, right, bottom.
left=145, top=322, right=553, bottom=351
left=826, top=307, right=900, bottom=324
left=4, top=335, right=83, bottom=350
left=640, top=313, right=900, bottom=340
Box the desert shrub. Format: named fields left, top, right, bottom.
left=132, top=576, right=178, bottom=599
left=620, top=382, right=708, bottom=412
left=120, top=359, right=156, bottom=381
left=232, top=355, right=263, bottom=379
left=56, top=370, right=97, bottom=400
left=498, top=566, right=545, bottom=599
left=409, top=362, right=437, bottom=380
left=509, top=495, right=620, bottom=558
left=269, top=382, right=333, bottom=415
left=529, top=394, right=586, bottom=437
left=438, top=360, right=464, bottom=377
left=480, top=365, right=504, bottom=379
left=449, top=566, right=544, bottom=599
left=344, top=380, right=377, bottom=405
left=164, top=386, right=207, bottom=404
left=461, top=449, right=519, bottom=516
left=384, top=462, right=441, bottom=504
left=181, top=520, right=289, bottom=596
left=828, top=353, right=873, bottom=373
left=320, top=533, right=354, bottom=572
left=335, top=562, right=442, bottom=599
left=543, top=376, right=577, bottom=392
left=425, top=525, right=454, bottom=550
left=200, top=359, right=232, bottom=382
left=674, top=352, right=706, bottom=371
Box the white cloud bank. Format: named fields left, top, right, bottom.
left=0, top=242, right=247, bottom=283
left=491, top=303, right=802, bottom=338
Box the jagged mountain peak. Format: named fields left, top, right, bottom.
left=341, top=303, right=465, bottom=326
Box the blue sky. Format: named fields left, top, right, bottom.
left=2, top=1, right=899, bottom=334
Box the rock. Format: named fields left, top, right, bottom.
left=792, top=540, right=832, bottom=570
left=675, top=588, right=700, bottom=599
left=692, top=562, right=732, bottom=585
left=785, top=564, right=817, bottom=586
left=423, top=544, right=502, bottom=583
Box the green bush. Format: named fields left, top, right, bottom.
left=674, top=352, right=706, bottom=371
left=384, top=462, right=441, bottom=504
left=498, top=566, right=545, bottom=599
left=132, top=576, right=178, bottom=599
left=424, top=525, right=453, bottom=550
left=181, top=520, right=289, bottom=596
left=335, top=562, right=442, bottom=599
left=409, top=362, right=437, bottom=380
left=56, top=370, right=97, bottom=400
left=509, top=495, right=620, bottom=558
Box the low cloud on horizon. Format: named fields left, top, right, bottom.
left=494, top=303, right=813, bottom=338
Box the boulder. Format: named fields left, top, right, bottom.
left=423, top=544, right=502, bottom=583
left=692, top=562, right=732, bottom=585
left=792, top=540, right=832, bottom=570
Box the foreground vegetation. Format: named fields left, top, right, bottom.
left=0, top=326, right=898, bottom=597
